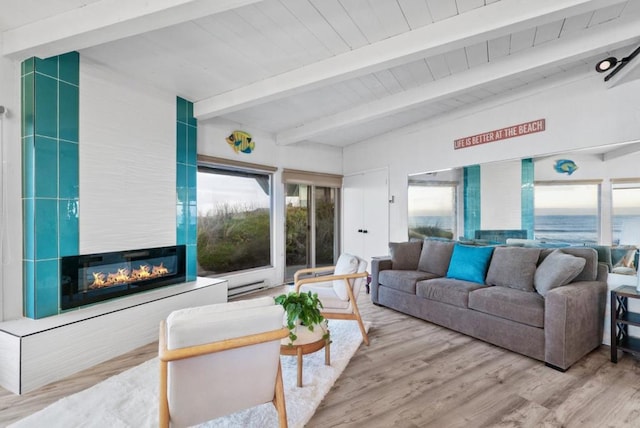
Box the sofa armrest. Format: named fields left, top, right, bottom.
left=544, top=280, right=607, bottom=370
left=370, top=257, right=392, bottom=304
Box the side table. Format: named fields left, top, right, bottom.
left=610, top=285, right=640, bottom=363
left=280, top=332, right=330, bottom=387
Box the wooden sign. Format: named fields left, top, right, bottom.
left=454, top=119, right=545, bottom=150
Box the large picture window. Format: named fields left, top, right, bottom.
left=612, top=181, right=640, bottom=245
left=197, top=165, right=273, bottom=275
left=534, top=182, right=600, bottom=244
left=408, top=181, right=457, bottom=240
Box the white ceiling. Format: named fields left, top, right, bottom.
left=2, top=0, right=640, bottom=148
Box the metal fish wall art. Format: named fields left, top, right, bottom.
left=226, top=130, right=255, bottom=154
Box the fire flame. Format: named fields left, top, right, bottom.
left=89, top=262, right=170, bottom=289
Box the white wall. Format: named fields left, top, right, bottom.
left=79, top=58, right=176, bottom=253
left=480, top=160, right=522, bottom=230
left=344, top=73, right=640, bottom=243
left=197, top=118, right=343, bottom=290
left=0, top=56, right=23, bottom=321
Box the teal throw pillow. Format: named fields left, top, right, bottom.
left=446, top=244, right=495, bottom=284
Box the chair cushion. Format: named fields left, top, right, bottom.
left=446, top=244, right=494, bottom=284
left=468, top=286, right=545, bottom=328
left=166, top=296, right=274, bottom=336
left=416, top=278, right=490, bottom=308
left=534, top=249, right=586, bottom=297
left=418, top=239, right=455, bottom=276
left=378, top=270, right=439, bottom=294
left=166, top=298, right=283, bottom=349
left=166, top=300, right=284, bottom=427
left=389, top=241, right=422, bottom=270
left=612, top=246, right=636, bottom=274
left=485, top=247, right=541, bottom=292
left=332, top=254, right=360, bottom=300
left=299, top=282, right=350, bottom=310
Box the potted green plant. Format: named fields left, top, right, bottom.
left=275, top=291, right=328, bottom=346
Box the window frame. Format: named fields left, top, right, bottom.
left=196, top=157, right=276, bottom=276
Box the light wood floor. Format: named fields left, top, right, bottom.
left=1, top=286, right=639, bottom=427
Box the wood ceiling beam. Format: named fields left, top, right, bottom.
left=276, top=15, right=640, bottom=145
left=1, top=0, right=264, bottom=59
left=194, top=0, right=627, bottom=120
left=603, top=142, right=640, bottom=162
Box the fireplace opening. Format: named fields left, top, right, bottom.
left=61, top=245, right=186, bottom=310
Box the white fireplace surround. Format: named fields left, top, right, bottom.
left=79, top=57, right=176, bottom=255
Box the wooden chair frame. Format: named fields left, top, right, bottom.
left=294, top=266, right=370, bottom=346
left=158, top=321, right=290, bottom=428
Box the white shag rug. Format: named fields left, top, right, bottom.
left=11, top=320, right=369, bottom=428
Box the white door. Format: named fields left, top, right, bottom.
left=343, top=169, right=389, bottom=265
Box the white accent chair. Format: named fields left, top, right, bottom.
left=158, top=297, right=289, bottom=428
left=294, top=254, right=370, bottom=346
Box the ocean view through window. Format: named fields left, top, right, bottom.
left=534, top=182, right=600, bottom=244
left=408, top=181, right=457, bottom=240
left=612, top=182, right=640, bottom=246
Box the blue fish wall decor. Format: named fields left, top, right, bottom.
left=553, top=159, right=578, bottom=175
left=226, top=130, right=255, bottom=154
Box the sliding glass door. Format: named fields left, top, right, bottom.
left=285, top=184, right=338, bottom=282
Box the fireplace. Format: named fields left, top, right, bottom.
left=60, top=245, right=186, bottom=310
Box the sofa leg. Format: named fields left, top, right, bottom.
left=545, top=362, right=567, bottom=372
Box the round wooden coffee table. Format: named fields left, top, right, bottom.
left=280, top=332, right=330, bottom=387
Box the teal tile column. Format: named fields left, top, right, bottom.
left=176, top=97, right=197, bottom=280
left=21, top=52, right=79, bottom=319
left=463, top=165, right=481, bottom=240
left=521, top=158, right=534, bottom=239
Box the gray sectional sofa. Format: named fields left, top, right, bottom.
left=370, top=239, right=608, bottom=371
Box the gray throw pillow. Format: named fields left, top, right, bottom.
left=485, top=247, right=541, bottom=291
left=418, top=239, right=455, bottom=276
left=389, top=241, right=422, bottom=270
left=534, top=249, right=586, bottom=297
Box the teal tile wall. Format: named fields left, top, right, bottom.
left=463, top=165, right=481, bottom=240
left=22, top=52, right=79, bottom=319
left=521, top=158, right=534, bottom=239
left=176, top=97, right=197, bottom=280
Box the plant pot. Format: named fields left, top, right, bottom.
left=281, top=320, right=328, bottom=346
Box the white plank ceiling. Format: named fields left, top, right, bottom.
left=2, top=0, right=640, bottom=147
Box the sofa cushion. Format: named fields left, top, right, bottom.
left=378, top=270, right=438, bottom=294
left=389, top=241, right=422, bottom=270
left=485, top=247, right=541, bottom=292
left=446, top=244, right=494, bottom=284
left=534, top=249, right=586, bottom=297
left=585, top=244, right=613, bottom=272
left=539, top=247, right=597, bottom=282
left=416, top=278, right=490, bottom=308
left=332, top=253, right=359, bottom=300
left=418, top=239, right=455, bottom=276
left=468, top=286, right=545, bottom=328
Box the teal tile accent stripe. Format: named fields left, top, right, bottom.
left=521, top=158, right=534, bottom=239
left=463, top=165, right=481, bottom=240
left=177, top=97, right=197, bottom=281
left=22, top=52, right=79, bottom=319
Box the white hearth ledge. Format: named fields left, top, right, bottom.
left=0, top=277, right=228, bottom=394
